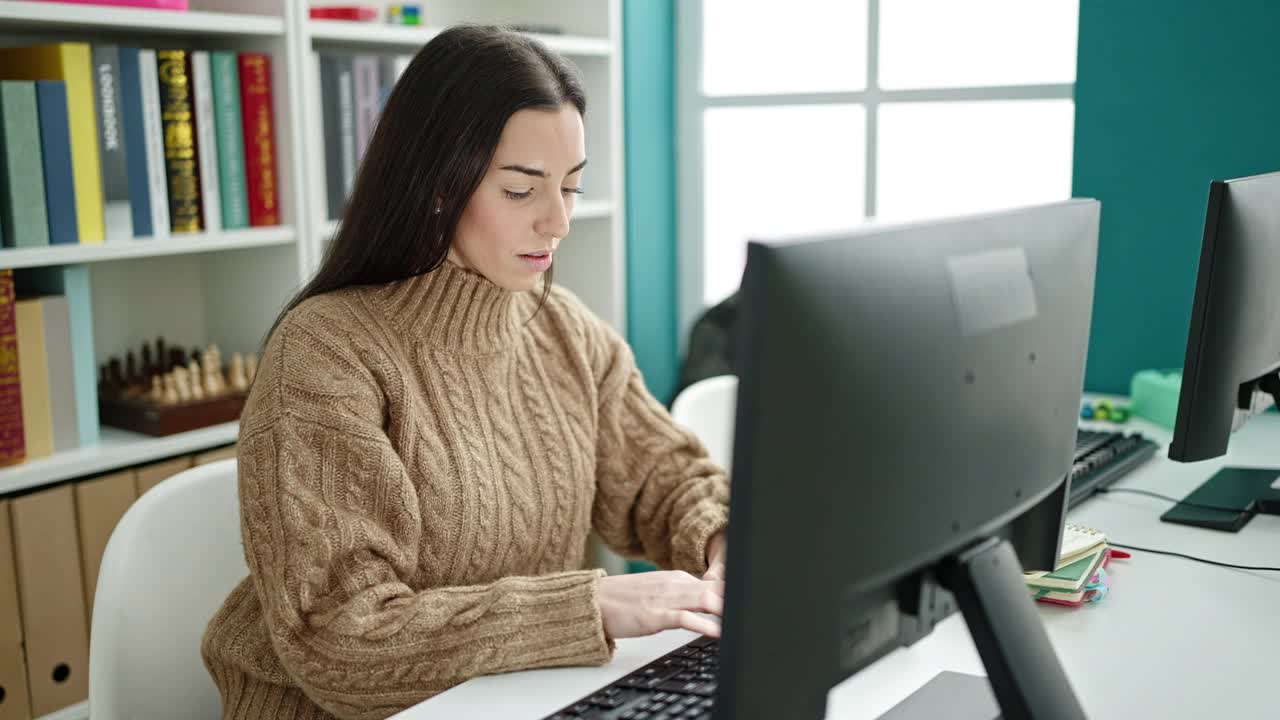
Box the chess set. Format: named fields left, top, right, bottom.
left=98, top=337, right=259, bottom=436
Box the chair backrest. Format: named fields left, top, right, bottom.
left=88, top=459, right=246, bottom=720
left=670, top=374, right=739, bottom=473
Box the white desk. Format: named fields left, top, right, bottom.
left=399, top=410, right=1280, bottom=719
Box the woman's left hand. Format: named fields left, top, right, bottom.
left=703, top=531, right=727, bottom=581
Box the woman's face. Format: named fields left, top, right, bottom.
left=448, top=103, right=587, bottom=292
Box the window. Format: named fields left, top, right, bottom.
left=678, top=0, right=1080, bottom=337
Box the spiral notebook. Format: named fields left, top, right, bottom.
left=1055, top=523, right=1107, bottom=569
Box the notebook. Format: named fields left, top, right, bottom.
left=1055, top=523, right=1107, bottom=570
left=1025, top=545, right=1107, bottom=592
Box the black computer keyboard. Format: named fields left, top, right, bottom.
left=1068, top=427, right=1158, bottom=508
left=542, top=636, right=718, bottom=720
left=541, top=428, right=1156, bottom=720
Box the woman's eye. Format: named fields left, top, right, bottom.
left=504, top=189, right=533, bottom=200
left=562, top=187, right=584, bottom=196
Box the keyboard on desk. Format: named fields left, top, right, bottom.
left=1068, top=427, right=1158, bottom=508
left=543, top=636, right=719, bottom=720
left=543, top=427, right=1155, bottom=720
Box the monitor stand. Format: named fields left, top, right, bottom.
left=1161, top=467, right=1280, bottom=532
left=880, top=537, right=1086, bottom=720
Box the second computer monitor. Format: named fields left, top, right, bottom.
left=718, top=200, right=1100, bottom=720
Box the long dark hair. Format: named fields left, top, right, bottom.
left=267, top=24, right=587, bottom=343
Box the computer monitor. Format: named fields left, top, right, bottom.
left=1166, top=171, right=1280, bottom=531
left=717, top=200, right=1100, bottom=720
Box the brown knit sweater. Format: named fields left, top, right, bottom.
left=200, top=261, right=731, bottom=719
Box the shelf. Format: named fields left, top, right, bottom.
left=0, top=1, right=284, bottom=37
left=36, top=701, right=88, bottom=720
left=308, top=20, right=613, bottom=56
left=0, top=422, right=238, bottom=497
left=0, top=226, right=296, bottom=270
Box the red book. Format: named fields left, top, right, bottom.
left=0, top=269, right=25, bottom=466
left=309, top=6, right=378, bottom=21
left=238, top=52, right=280, bottom=227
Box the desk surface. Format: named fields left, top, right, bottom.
left=400, top=408, right=1280, bottom=720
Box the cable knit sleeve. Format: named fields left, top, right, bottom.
left=575, top=303, right=731, bottom=574
left=237, top=312, right=613, bottom=719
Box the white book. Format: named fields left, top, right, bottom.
left=138, top=50, right=170, bottom=239
left=191, top=51, right=222, bottom=234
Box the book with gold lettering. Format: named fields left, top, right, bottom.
left=238, top=52, right=278, bottom=227
left=0, top=269, right=24, bottom=466
left=156, top=49, right=202, bottom=233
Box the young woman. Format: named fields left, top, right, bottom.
left=201, top=25, right=730, bottom=719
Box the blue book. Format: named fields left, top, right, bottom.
left=116, top=48, right=153, bottom=238
left=34, top=81, right=79, bottom=246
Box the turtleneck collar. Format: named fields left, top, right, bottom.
left=371, top=261, right=526, bottom=355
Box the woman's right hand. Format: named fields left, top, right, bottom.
left=597, top=571, right=724, bottom=639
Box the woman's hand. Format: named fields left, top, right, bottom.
left=597, top=571, right=724, bottom=639
left=703, top=531, right=727, bottom=581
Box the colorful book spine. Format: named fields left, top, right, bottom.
left=238, top=52, right=279, bottom=227
left=91, top=45, right=133, bottom=242
left=352, top=54, right=380, bottom=166
left=34, top=81, right=80, bottom=245
left=156, top=49, right=202, bottom=233
left=0, top=81, right=50, bottom=249
left=0, top=269, right=24, bottom=466
left=0, top=43, right=105, bottom=245
left=137, top=49, right=170, bottom=239
left=190, top=51, right=221, bottom=234
left=116, top=48, right=154, bottom=239
left=209, top=51, right=248, bottom=230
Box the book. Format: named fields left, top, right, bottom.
left=1025, top=544, right=1107, bottom=593
left=137, top=49, right=171, bottom=239
left=156, top=49, right=202, bottom=233
left=0, top=43, right=106, bottom=245
left=352, top=54, right=380, bottom=166
left=38, top=296, right=78, bottom=452
left=319, top=53, right=355, bottom=221
left=116, top=48, right=156, bottom=238
left=18, top=265, right=99, bottom=446
left=209, top=51, right=248, bottom=230
left=14, top=297, right=53, bottom=459
left=91, top=45, right=133, bottom=242
left=0, top=81, right=50, bottom=249
left=34, top=81, right=80, bottom=245
left=238, top=52, right=279, bottom=226
left=0, top=269, right=24, bottom=466
left=1031, top=551, right=1113, bottom=607
left=190, top=51, right=222, bottom=234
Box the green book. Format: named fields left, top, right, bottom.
left=1025, top=545, right=1107, bottom=592
left=0, top=81, right=49, bottom=248
left=209, top=51, right=248, bottom=230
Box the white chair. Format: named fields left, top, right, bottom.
left=89, top=458, right=246, bottom=720
left=670, top=374, right=739, bottom=473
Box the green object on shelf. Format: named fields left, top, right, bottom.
left=1130, top=368, right=1182, bottom=429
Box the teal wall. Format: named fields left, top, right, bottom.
left=622, top=0, right=680, bottom=404
left=1073, top=0, right=1280, bottom=393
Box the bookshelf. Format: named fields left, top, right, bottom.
left=0, top=2, right=628, bottom=716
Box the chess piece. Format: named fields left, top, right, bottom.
left=108, top=357, right=125, bottom=391
left=150, top=375, right=164, bottom=404
left=174, top=368, right=192, bottom=403
left=188, top=360, right=205, bottom=401
left=141, top=343, right=153, bottom=378
left=246, top=352, right=258, bottom=385
left=205, top=343, right=226, bottom=395
left=162, top=372, right=179, bottom=405
left=229, top=352, right=249, bottom=392
left=126, top=350, right=139, bottom=386
left=156, top=336, right=167, bottom=372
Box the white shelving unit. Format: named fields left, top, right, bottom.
left=1, top=2, right=628, bottom=715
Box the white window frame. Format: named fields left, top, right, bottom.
left=676, top=0, right=1076, bottom=349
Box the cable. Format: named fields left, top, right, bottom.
left=1095, top=486, right=1248, bottom=515
left=1108, top=542, right=1280, bottom=572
